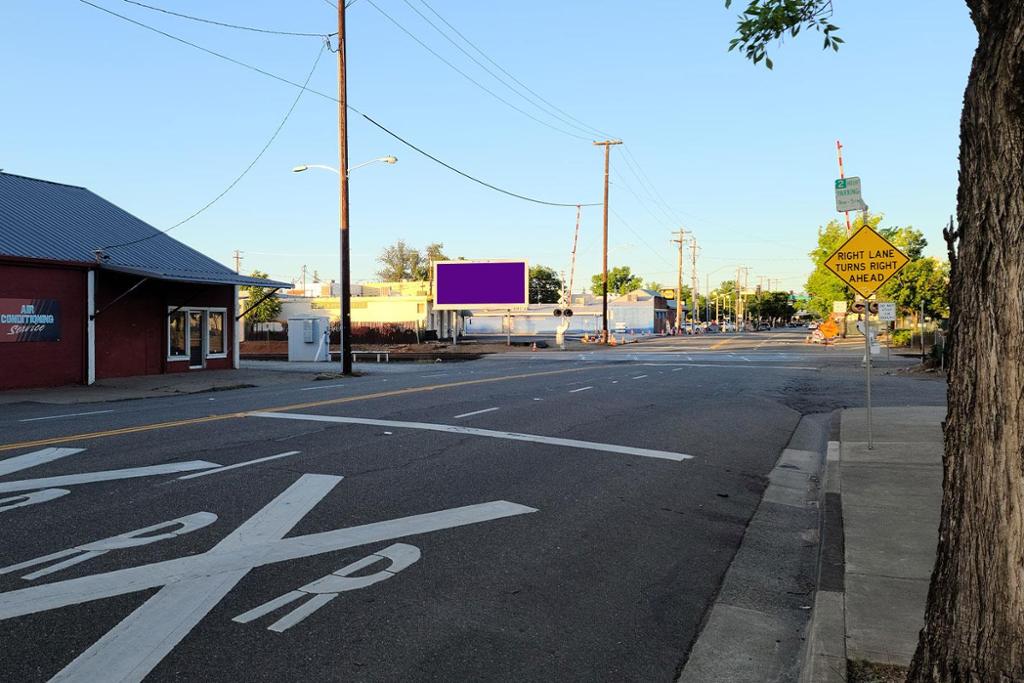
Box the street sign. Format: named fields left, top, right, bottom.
left=823, top=226, right=910, bottom=298
left=877, top=302, right=896, bottom=322
left=835, top=177, right=865, bottom=212
left=818, top=319, right=839, bottom=339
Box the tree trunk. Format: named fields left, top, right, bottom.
left=908, top=2, right=1024, bottom=681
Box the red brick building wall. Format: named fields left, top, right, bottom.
left=0, top=261, right=87, bottom=389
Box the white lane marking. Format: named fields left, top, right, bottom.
left=0, top=461, right=220, bottom=494
left=632, top=375, right=648, bottom=380
left=568, top=386, right=593, bottom=393
left=17, top=410, right=113, bottom=423
left=177, top=451, right=301, bottom=480
left=740, top=356, right=751, bottom=362
left=1, top=512, right=218, bottom=581
left=0, top=497, right=534, bottom=621
left=250, top=412, right=693, bottom=462
left=453, top=407, right=500, bottom=419
left=532, top=398, right=543, bottom=401
left=644, top=363, right=818, bottom=371
left=420, top=373, right=448, bottom=378
left=46, top=474, right=341, bottom=683
left=0, top=447, right=84, bottom=477
left=0, top=489, right=70, bottom=513
left=672, top=367, right=684, bottom=372
left=611, top=380, right=619, bottom=384
left=299, top=383, right=347, bottom=392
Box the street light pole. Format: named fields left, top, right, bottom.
left=337, top=2, right=352, bottom=375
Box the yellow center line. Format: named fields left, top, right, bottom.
left=0, top=365, right=602, bottom=453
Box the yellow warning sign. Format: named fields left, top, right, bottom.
left=818, top=319, right=839, bottom=339
left=823, top=226, right=910, bottom=298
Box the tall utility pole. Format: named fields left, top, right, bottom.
left=594, top=139, right=622, bottom=342
left=301, top=265, right=307, bottom=295
left=735, top=268, right=742, bottom=331
left=836, top=140, right=853, bottom=235
left=337, top=3, right=353, bottom=374
left=671, top=228, right=687, bottom=334
left=233, top=250, right=243, bottom=274
left=690, top=237, right=698, bottom=330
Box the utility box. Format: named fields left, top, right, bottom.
left=287, top=316, right=330, bottom=362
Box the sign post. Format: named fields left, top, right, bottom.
left=824, top=198, right=910, bottom=449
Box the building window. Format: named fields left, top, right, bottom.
left=207, top=311, right=225, bottom=356
left=168, top=310, right=188, bottom=358
left=167, top=307, right=228, bottom=361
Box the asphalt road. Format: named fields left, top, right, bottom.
left=0, top=331, right=946, bottom=681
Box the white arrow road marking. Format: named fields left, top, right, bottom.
left=234, top=543, right=421, bottom=632
left=568, top=386, right=593, bottom=393
left=177, top=452, right=300, bottom=480
left=249, top=412, right=693, bottom=462
left=0, top=512, right=218, bottom=581
left=0, top=489, right=70, bottom=513
left=0, top=461, right=220, bottom=494
left=0, top=448, right=84, bottom=477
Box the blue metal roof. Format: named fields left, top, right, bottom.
left=0, top=172, right=290, bottom=288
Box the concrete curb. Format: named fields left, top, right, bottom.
left=799, top=411, right=847, bottom=683
left=677, top=412, right=829, bottom=683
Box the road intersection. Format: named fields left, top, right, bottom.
left=0, top=331, right=944, bottom=681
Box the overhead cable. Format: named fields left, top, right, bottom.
left=119, top=0, right=331, bottom=38
left=80, top=0, right=595, bottom=209
left=417, top=0, right=616, bottom=140
left=102, top=42, right=327, bottom=250
left=364, top=0, right=590, bottom=141
left=399, top=0, right=598, bottom=139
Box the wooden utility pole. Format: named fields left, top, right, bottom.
left=338, top=3, right=353, bottom=374
left=690, top=237, right=698, bottom=330
left=233, top=250, right=243, bottom=274
left=594, top=139, right=622, bottom=342
left=671, top=229, right=687, bottom=333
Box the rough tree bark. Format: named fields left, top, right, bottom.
left=908, top=2, right=1024, bottom=681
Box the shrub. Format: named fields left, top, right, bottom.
left=890, top=329, right=913, bottom=347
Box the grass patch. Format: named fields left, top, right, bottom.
left=847, top=659, right=908, bottom=683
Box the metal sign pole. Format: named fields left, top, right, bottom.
left=863, top=207, right=873, bottom=450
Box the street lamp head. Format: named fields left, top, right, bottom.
left=291, top=165, right=309, bottom=173
left=381, top=156, right=397, bottom=165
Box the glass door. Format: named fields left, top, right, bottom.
left=189, top=311, right=205, bottom=368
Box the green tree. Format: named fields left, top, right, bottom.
left=728, top=4, right=1024, bottom=678
left=376, top=240, right=420, bottom=281
left=644, top=280, right=664, bottom=291
left=415, top=242, right=449, bottom=281
left=591, top=266, right=643, bottom=296
left=748, top=291, right=795, bottom=321
left=529, top=265, right=562, bottom=303
left=241, top=270, right=282, bottom=324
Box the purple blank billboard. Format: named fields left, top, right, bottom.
left=433, top=260, right=529, bottom=309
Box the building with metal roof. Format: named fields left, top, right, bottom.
left=0, top=172, right=289, bottom=389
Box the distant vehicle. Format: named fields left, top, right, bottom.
left=807, top=322, right=820, bottom=331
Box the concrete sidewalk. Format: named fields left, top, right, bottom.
left=802, top=406, right=944, bottom=681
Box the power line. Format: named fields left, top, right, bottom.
left=102, top=42, right=328, bottom=250
left=355, top=111, right=598, bottom=207
left=398, top=0, right=599, bottom=139
left=364, top=0, right=590, bottom=141
left=80, top=0, right=596, bottom=209
left=618, top=144, right=684, bottom=224
left=417, top=0, right=615, bottom=140
left=609, top=207, right=675, bottom=270
left=610, top=168, right=675, bottom=231
left=119, top=0, right=331, bottom=38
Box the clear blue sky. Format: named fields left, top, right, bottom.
left=2, top=1, right=976, bottom=293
